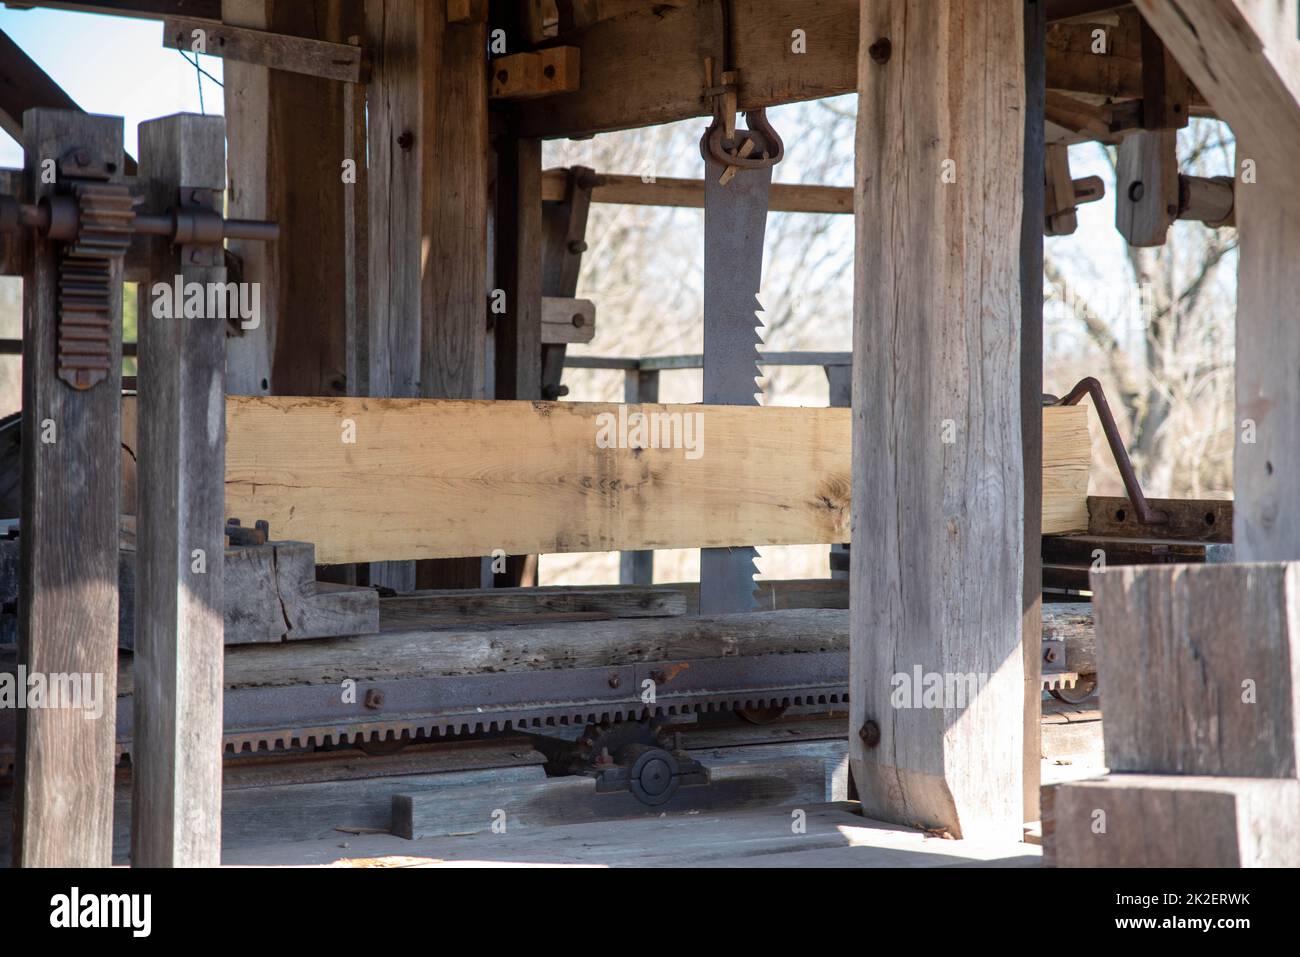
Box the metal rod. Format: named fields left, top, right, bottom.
left=1055, top=376, right=1168, bottom=525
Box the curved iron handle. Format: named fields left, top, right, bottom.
left=1052, top=377, right=1168, bottom=526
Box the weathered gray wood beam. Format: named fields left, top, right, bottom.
left=851, top=0, right=1026, bottom=841
left=1133, top=0, right=1300, bottom=561
left=133, top=113, right=226, bottom=867
left=161, top=16, right=370, bottom=83
left=13, top=109, right=125, bottom=867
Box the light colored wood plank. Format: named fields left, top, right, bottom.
left=1042, top=404, right=1089, bottom=534
left=1091, top=561, right=1300, bottom=777
left=1043, top=774, right=1300, bottom=867
left=225, top=397, right=849, bottom=563
left=851, top=0, right=1026, bottom=843
left=133, top=113, right=227, bottom=867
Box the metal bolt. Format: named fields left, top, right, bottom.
left=397, top=130, right=414, bottom=150
left=858, top=720, right=881, bottom=748
left=607, top=673, right=621, bottom=689
left=74, top=149, right=91, bottom=167
left=868, top=38, right=891, bottom=64
left=1043, top=646, right=1058, bottom=664
left=363, top=689, right=385, bottom=710
left=567, top=239, right=588, bottom=254
left=571, top=313, right=585, bottom=327
left=1128, top=181, right=1145, bottom=202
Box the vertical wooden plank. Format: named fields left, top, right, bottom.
left=493, top=134, right=543, bottom=586
left=825, top=363, right=851, bottom=583
left=14, top=109, right=123, bottom=867
left=415, top=1, right=492, bottom=590
left=851, top=0, right=1025, bottom=841
left=133, top=114, right=227, bottom=867
left=1021, top=0, right=1046, bottom=826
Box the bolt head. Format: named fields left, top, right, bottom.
left=868, top=38, right=892, bottom=64
left=1128, top=181, right=1145, bottom=202
left=858, top=719, right=881, bottom=748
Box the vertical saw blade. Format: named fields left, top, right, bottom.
left=700, top=129, right=772, bottom=614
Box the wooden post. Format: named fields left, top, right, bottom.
left=133, top=114, right=227, bottom=867
left=825, top=363, right=851, bottom=583
left=1131, top=0, right=1300, bottom=561
left=851, top=0, right=1025, bottom=841
left=1021, top=0, right=1046, bottom=826
left=14, top=109, right=124, bottom=867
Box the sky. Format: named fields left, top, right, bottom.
left=0, top=6, right=225, bottom=167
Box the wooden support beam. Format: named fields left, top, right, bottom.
left=851, top=0, right=1026, bottom=841
left=0, top=168, right=20, bottom=277
left=1133, top=1, right=1300, bottom=560
left=162, top=16, right=370, bottom=82
left=1137, top=13, right=1188, bottom=130
left=0, top=29, right=138, bottom=174
left=133, top=113, right=227, bottom=867
left=9, top=1, right=221, bottom=19
left=13, top=109, right=124, bottom=867
left=619, top=368, right=659, bottom=586
left=540, top=169, right=854, bottom=214
left=447, top=0, right=487, bottom=23
left=1092, top=562, right=1300, bottom=778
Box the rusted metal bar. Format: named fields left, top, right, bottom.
left=1054, top=376, right=1168, bottom=525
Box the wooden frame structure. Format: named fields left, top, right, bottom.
left=0, top=0, right=1295, bottom=868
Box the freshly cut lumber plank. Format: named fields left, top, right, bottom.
left=1092, top=561, right=1300, bottom=777
left=1041, top=404, right=1089, bottom=535
left=226, top=397, right=850, bottom=563
left=220, top=397, right=1087, bottom=564
left=1043, top=774, right=1300, bottom=867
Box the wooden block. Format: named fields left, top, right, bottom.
left=1115, top=129, right=1177, bottom=247
left=1042, top=404, right=1090, bottom=534
left=1087, top=494, right=1232, bottom=542
left=541, top=296, right=596, bottom=344
left=1043, top=774, right=1300, bottom=867
left=382, top=584, right=685, bottom=620
left=490, top=48, right=580, bottom=99
left=446, top=0, right=488, bottom=23
left=1092, top=562, right=1300, bottom=777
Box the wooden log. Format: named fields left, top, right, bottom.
left=162, top=16, right=370, bottom=83
left=851, top=0, right=1026, bottom=842
left=1092, top=562, right=1300, bottom=778
left=13, top=110, right=124, bottom=868
left=133, top=113, right=227, bottom=867
left=1043, top=775, right=1300, bottom=867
